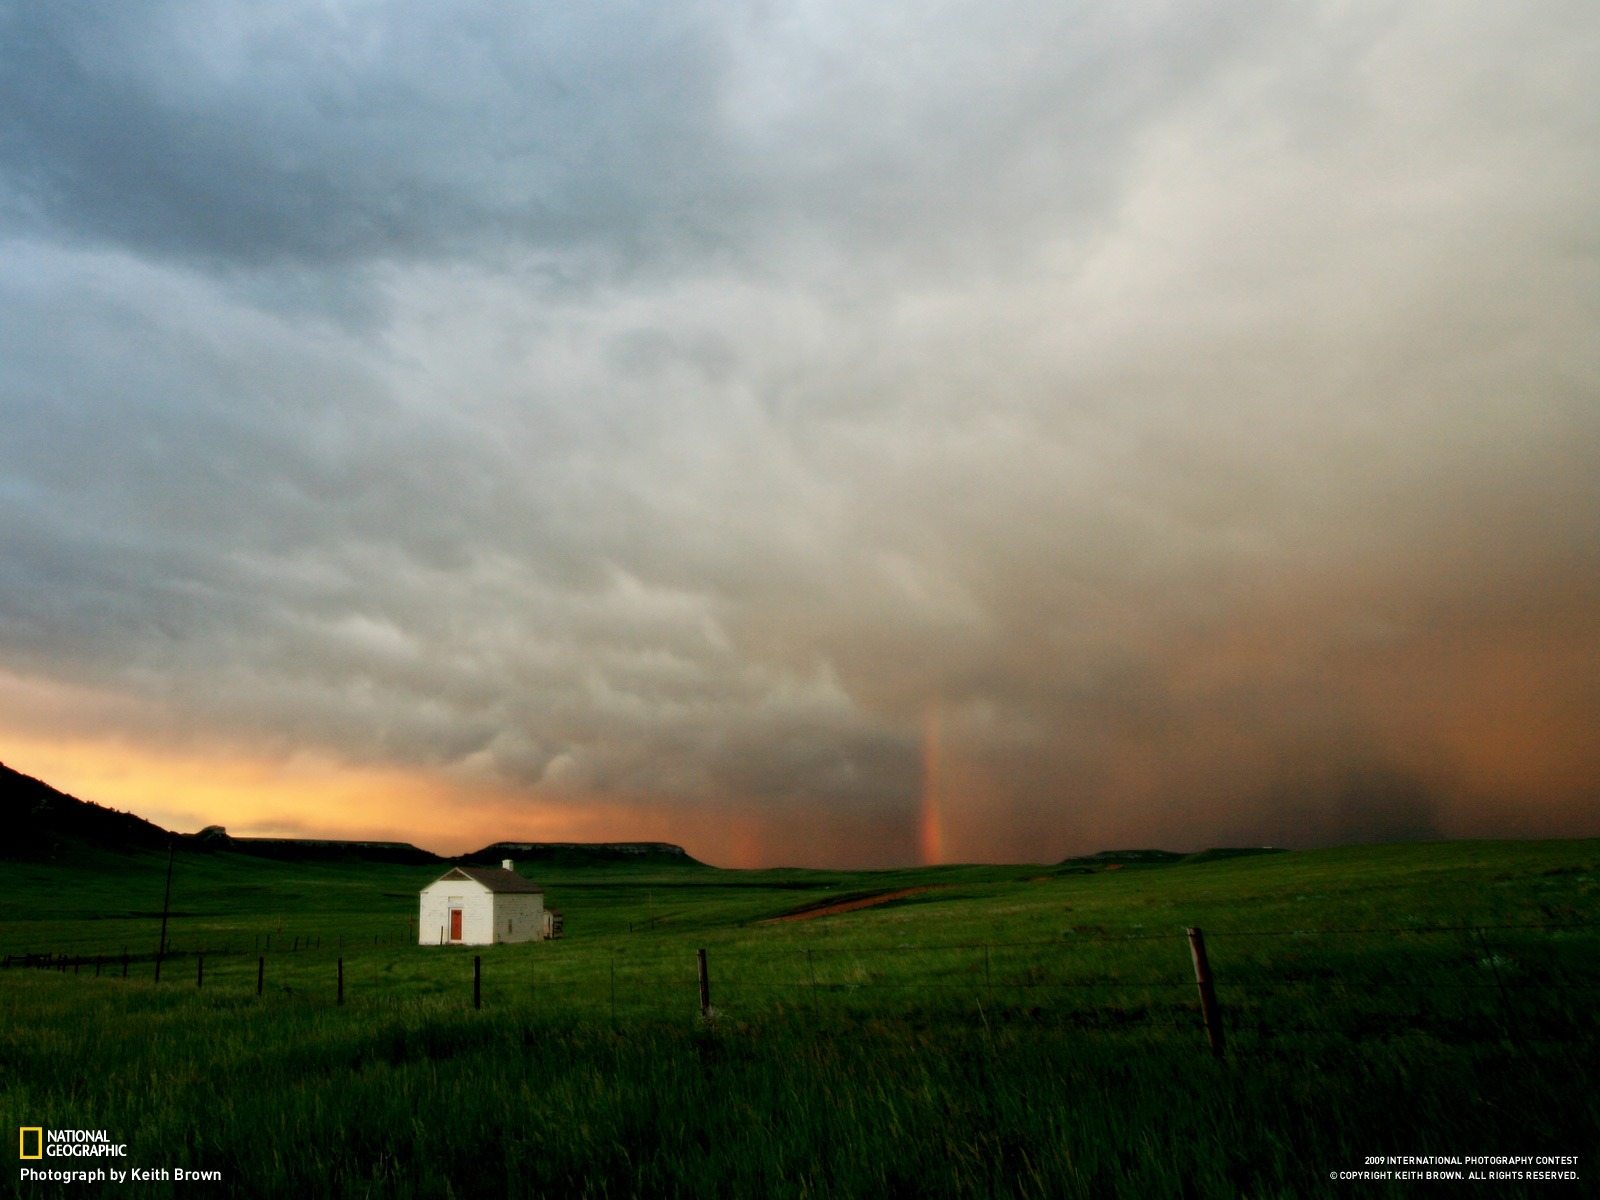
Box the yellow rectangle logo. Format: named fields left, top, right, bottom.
left=19, top=1127, right=43, bottom=1159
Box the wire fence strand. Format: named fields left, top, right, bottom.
left=9, top=920, right=1597, bottom=1051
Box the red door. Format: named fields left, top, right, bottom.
left=449, top=909, right=463, bottom=941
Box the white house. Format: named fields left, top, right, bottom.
left=419, top=860, right=550, bottom=946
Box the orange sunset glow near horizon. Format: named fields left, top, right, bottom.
left=0, top=3, right=1597, bottom=867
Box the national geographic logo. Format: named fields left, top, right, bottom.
left=17, top=1127, right=127, bottom=1158
left=17, top=1127, right=222, bottom=1185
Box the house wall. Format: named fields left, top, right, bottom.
left=495, top=893, right=545, bottom=944
left=418, top=880, right=547, bottom=945
left=419, top=880, right=492, bottom=945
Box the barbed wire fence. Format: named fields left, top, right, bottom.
left=6, top=920, right=1595, bottom=1053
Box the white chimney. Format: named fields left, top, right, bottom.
left=501, top=858, right=514, bottom=871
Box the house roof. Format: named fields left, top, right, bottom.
left=428, top=866, right=544, bottom=894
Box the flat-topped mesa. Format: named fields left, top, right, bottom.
left=482, top=841, right=689, bottom=856
left=230, top=839, right=443, bottom=864
left=186, top=827, right=444, bottom=864
left=459, top=841, right=702, bottom=867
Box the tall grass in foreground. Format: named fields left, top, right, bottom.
left=3, top=968, right=1594, bottom=1199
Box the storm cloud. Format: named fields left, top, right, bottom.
left=0, top=0, right=1596, bottom=864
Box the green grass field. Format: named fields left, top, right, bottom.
left=3, top=840, right=1597, bottom=1197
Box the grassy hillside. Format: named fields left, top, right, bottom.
left=3, top=840, right=1596, bottom=1197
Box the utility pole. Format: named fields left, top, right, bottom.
left=154, top=840, right=176, bottom=982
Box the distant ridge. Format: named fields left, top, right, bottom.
left=1059, top=849, right=1187, bottom=866
left=187, top=826, right=443, bottom=865
left=0, top=761, right=702, bottom=867
left=1057, top=847, right=1287, bottom=869
left=0, top=761, right=170, bottom=859
left=461, top=841, right=703, bottom=867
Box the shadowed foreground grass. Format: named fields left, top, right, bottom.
left=3, top=969, right=1594, bottom=1199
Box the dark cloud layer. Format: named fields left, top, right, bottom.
left=0, top=1, right=735, bottom=269
left=0, top=0, right=1596, bottom=863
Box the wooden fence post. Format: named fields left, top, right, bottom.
left=257, top=956, right=264, bottom=997
left=197, top=955, right=203, bottom=989
left=95, top=954, right=102, bottom=978
left=337, top=958, right=344, bottom=1006
left=1187, top=927, right=1225, bottom=1058
left=698, top=948, right=711, bottom=1018
left=473, top=955, right=481, bottom=1010
left=122, top=951, right=129, bottom=979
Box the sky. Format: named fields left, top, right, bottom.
left=1, top=0, right=1596, bottom=867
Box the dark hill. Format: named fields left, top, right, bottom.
left=0, top=760, right=171, bottom=859
left=461, top=841, right=704, bottom=868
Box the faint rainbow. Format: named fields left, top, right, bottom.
left=920, top=699, right=943, bottom=865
